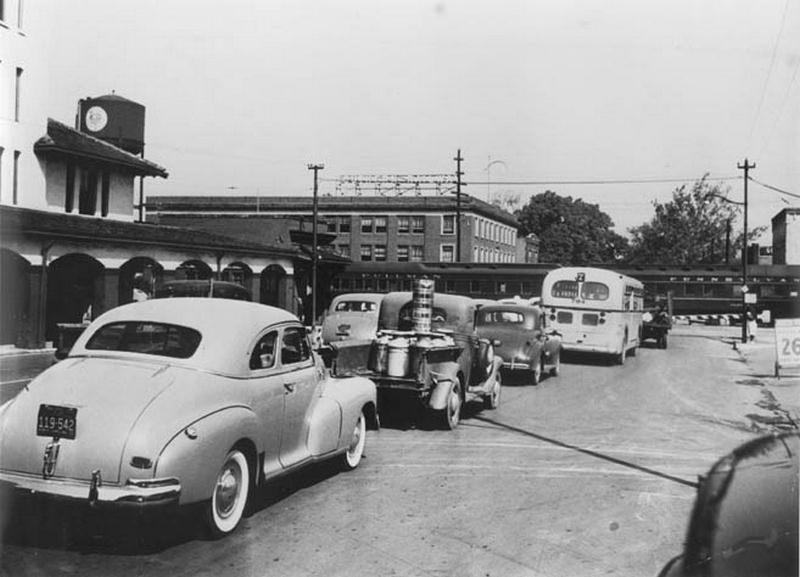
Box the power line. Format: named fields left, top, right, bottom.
left=462, top=176, right=741, bottom=186
left=749, top=177, right=800, bottom=200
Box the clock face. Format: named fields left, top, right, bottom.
left=85, top=106, right=108, bottom=132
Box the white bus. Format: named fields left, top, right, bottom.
left=541, top=267, right=644, bottom=364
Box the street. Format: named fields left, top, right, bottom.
left=1, top=325, right=797, bottom=577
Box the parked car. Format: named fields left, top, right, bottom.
left=0, top=298, right=377, bottom=538
left=476, top=303, right=562, bottom=385
left=320, top=293, right=384, bottom=345
left=154, top=279, right=251, bottom=301
left=658, top=431, right=799, bottom=577
left=334, top=292, right=503, bottom=429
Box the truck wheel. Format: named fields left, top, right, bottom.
left=439, top=378, right=462, bottom=430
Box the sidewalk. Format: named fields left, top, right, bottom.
left=0, top=344, right=55, bottom=358
left=728, top=327, right=800, bottom=430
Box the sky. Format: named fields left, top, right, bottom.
left=45, top=0, right=799, bottom=241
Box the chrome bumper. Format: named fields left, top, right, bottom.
left=0, top=470, right=181, bottom=508
left=502, top=360, right=531, bottom=370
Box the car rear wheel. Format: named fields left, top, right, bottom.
left=205, top=448, right=250, bottom=538
left=341, top=410, right=367, bottom=470
left=439, top=378, right=462, bottom=430
left=484, top=370, right=501, bottom=410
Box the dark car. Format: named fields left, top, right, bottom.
left=476, top=303, right=562, bottom=385
left=154, top=279, right=251, bottom=301
left=658, top=431, right=799, bottom=577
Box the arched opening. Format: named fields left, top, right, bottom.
left=46, top=254, right=104, bottom=342
left=261, top=264, right=286, bottom=309
left=175, top=259, right=213, bottom=281
left=222, top=262, right=253, bottom=286
left=0, top=249, right=32, bottom=345
left=119, top=257, right=163, bottom=304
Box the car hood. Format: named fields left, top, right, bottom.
left=0, top=356, right=178, bottom=484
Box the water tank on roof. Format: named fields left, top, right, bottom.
left=77, top=93, right=145, bottom=155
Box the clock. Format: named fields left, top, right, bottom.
left=85, top=106, right=108, bottom=132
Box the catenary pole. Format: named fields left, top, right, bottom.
left=737, top=158, right=755, bottom=343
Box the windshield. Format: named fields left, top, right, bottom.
left=477, top=310, right=525, bottom=325
left=551, top=280, right=610, bottom=301
left=85, top=321, right=202, bottom=358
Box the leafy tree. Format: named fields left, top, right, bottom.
left=515, top=191, right=629, bottom=264
left=625, top=176, right=765, bottom=265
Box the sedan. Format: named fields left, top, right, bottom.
left=0, top=298, right=378, bottom=538
left=476, top=303, right=562, bottom=385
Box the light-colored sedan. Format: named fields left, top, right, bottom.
left=0, top=298, right=378, bottom=537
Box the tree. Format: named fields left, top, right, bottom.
left=625, top=176, right=765, bottom=265
left=516, top=191, right=629, bottom=264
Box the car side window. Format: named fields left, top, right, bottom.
left=249, top=331, right=278, bottom=370
left=281, top=326, right=311, bottom=365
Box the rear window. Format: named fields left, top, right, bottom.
left=86, top=322, right=202, bottom=358
left=477, top=310, right=525, bottom=325
left=551, top=280, right=609, bottom=301
left=334, top=300, right=378, bottom=313
left=556, top=311, right=573, bottom=324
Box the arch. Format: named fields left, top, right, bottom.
left=176, top=259, right=213, bottom=281
left=119, top=257, right=164, bottom=304
left=261, top=264, right=287, bottom=309
left=0, top=249, right=32, bottom=345
left=46, top=253, right=105, bottom=342
left=222, top=261, right=253, bottom=285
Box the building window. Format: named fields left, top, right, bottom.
left=397, top=245, right=409, bottom=262
left=361, top=216, right=373, bottom=234
left=15, top=68, right=22, bottom=122
left=445, top=280, right=456, bottom=293
left=470, top=280, right=481, bottom=293
left=338, top=244, right=351, bottom=258
left=497, top=282, right=507, bottom=294
left=374, top=244, right=387, bottom=261
left=12, top=150, right=20, bottom=205
left=78, top=167, right=98, bottom=215
left=411, top=215, right=425, bottom=233
left=339, top=217, right=351, bottom=233
left=375, top=216, right=387, bottom=233
left=100, top=172, right=110, bottom=216
left=360, top=245, right=373, bottom=261
left=398, top=216, right=410, bottom=234
left=442, top=215, right=455, bottom=235
left=411, top=245, right=424, bottom=261
left=65, top=163, right=75, bottom=212
left=325, top=215, right=337, bottom=233
left=440, top=244, right=455, bottom=263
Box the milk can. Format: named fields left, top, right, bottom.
left=386, top=337, right=411, bottom=377
left=369, top=334, right=390, bottom=373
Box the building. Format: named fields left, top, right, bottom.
left=147, top=193, right=531, bottom=265
left=772, top=208, right=800, bottom=265
left=0, top=3, right=304, bottom=348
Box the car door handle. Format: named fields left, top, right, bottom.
left=284, top=382, right=297, bottom=394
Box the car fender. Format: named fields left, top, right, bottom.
left=153, top=406, right=261, bottom=505
left=321, top=375, right=378, bottom=433
left=427, top=362, right=461, bottom=411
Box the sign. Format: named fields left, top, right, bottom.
left=774, top=318, right=800, bottom=377
left=744, top=293, right=757, bottom=304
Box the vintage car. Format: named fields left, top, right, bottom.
left=475, top=303, right=562, bottom=385
left=0, top=298, right=377, bottom=538
left=641, top=303, right=671, bottom=349
left=320, top=293, right=384, bottom=346
left=333, top=292, right=503, bottom=429
left=658, top=431, right=798, bottom=577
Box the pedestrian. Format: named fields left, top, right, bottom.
left=746, top=307, right=758, bottom=342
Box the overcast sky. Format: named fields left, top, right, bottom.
left=45, top=0, right=799, bottom=240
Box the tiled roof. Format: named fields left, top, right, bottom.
left=149, top=193, right=519, bottom=227
left=0, top=205, right=298, bottom=258
left=34, top=118, right=168, bottom=178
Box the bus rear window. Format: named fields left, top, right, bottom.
left=551, top=280, right=609, bottom=301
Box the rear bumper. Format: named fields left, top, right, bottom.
left=0, top=470, right=181, bottom=509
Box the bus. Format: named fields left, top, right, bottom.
left=541, top=267, right=644, bottom=364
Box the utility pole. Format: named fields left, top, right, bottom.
left=737, top=158, right=755, bottom=344
left=307, top=163, right=324, bottom=334
left=454, top=149, right=464, bottom=263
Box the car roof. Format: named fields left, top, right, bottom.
left=70, top=298, right=299, bottom=376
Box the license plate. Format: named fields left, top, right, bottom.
left=37, top=404, right=77, bottom=439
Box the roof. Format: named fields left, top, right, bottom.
left=0, top=205, right=298, bottom=258
left=34, top=118, right=168, bottom=178
left=148, top=193, right=519, bottom=228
